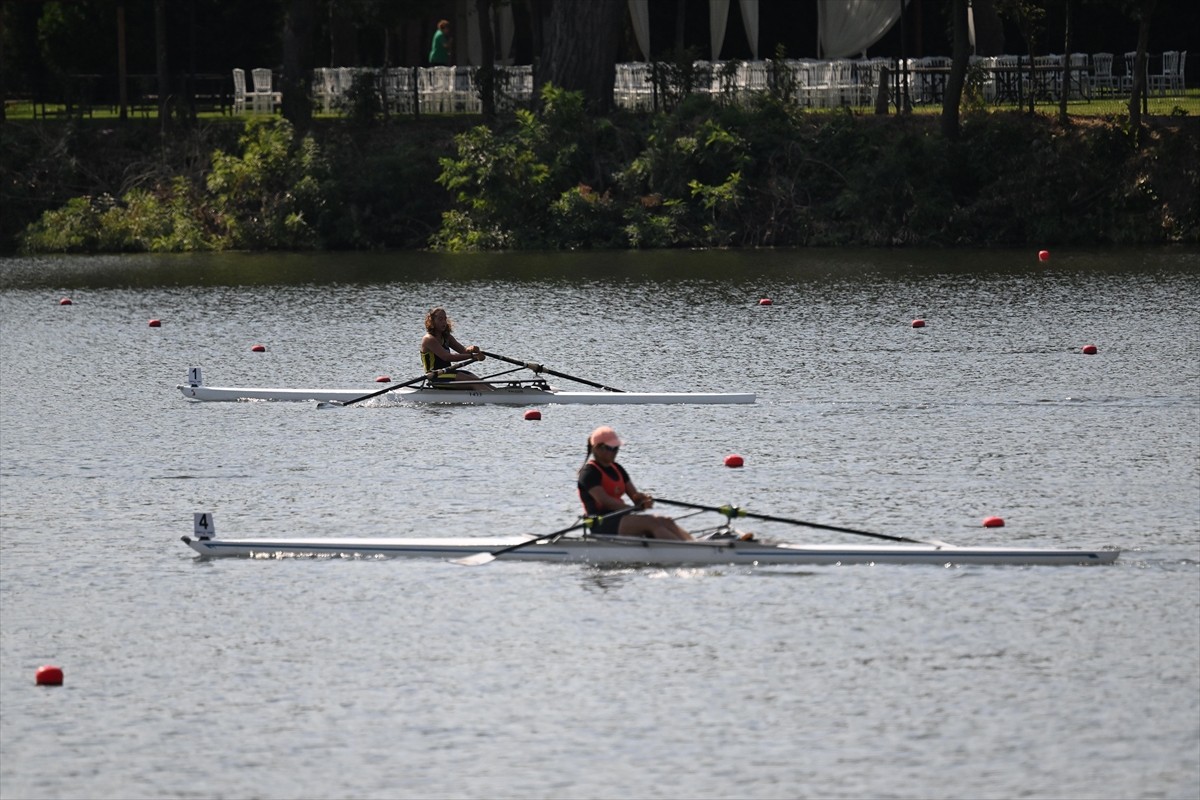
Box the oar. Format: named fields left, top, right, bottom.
left=453, top=506, right=640, bottom=567
left=480, top=351, right=625, bottom=393
left=315, top=365, right=456, bottom=409
left=656, top=498, right=946, bottom=546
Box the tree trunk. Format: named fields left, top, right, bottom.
left=282, top=0, right=317, bottom=130
left=115, top=1, right=127, bottom=121
left=154, top=0, right=169, bottom=127
left=1127, top=0, right=1156, bottom=146
left=329, top=0, right=357, bottom=66
left=941, top=0, right=969, bottom=140
left=537, top=0, right=624, bottom=113
left=1058, top=0, right=1070, bottom=125
left=476, top=0, right=496, bottom=120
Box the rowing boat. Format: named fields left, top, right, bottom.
left=180, top=516, right=1119, bottom=567
left=176, top=367, right=755, bottom=405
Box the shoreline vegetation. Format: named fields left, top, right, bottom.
left=3, top=88, right=1198, bottom=255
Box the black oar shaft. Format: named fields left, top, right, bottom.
left=481, top=351, right=624, bottom=393
left=656, top=498, right=928, bottom=545
left=327, top=364, right=455, bottom=408
left=454, top=506, right=640, bottom=566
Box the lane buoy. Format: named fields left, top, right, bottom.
left=1081, top=344, right=1098, bottom=355
left=36, top=665, right=63, bottom=686
left=59, top=298, right=73, bottom=306
left=250, top=344, right=266, bottom=352
left=912, top=318, right=926, bottom=328
left=375, top=375, right=391, bottom=383
left=1038, top=250, right=1050, bottom=262
left=758, top=298, right=773, bottom=306
left=982, top=516, right=1005, bottom=528
left=523, top=409, right=541, bottom=420
left=148, top=319, right=161, bottom=327
left=724, top=454, right=744, bottom=468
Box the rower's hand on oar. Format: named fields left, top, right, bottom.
left=631, top=492, right=653, bottom=510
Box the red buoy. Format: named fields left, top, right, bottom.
left=912, top=318, right=926, bottom=328
left=1038, top=250, right=1050, bottom=262
left=36, top=665, right=63, bottom=686
left=1081, top=344, right=1098, bottom=355
left=59, top=298, right=73, bottom=306
left=250, top=344, right=266, bottom=352
left=758, top=298, right=773, bottom=306
left=523, top=409, right=541, bottom=420
left=724, top=454, right=744, bottom=468
left=148, top=319, right=161, bottom=327
left=982, top=516, right=1005, bottom=528
left=375, top=375, right=391, bottom=383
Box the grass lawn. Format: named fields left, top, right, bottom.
left=4, top=89, right=1198, bottom=123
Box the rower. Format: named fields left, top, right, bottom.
left=420, top=307, right=493, bottom=390
left=576, top=426, right=693, bottom=541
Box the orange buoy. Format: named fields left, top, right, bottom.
left=523, top=409, right=541, bottom=420
left=982, top=516, right=1005, bottom=528
left=36, top=665, right=63, bottom=686
left=59, top=298, right=73, bottom=306
left=250, top=344, right=266, bottom=352
left=148, top=319, right=161, bottom=327
left=724, top=454, right=744, bottom=468
left=758, top=298, right=773, bottom=306
left=1081, top=344, right=1098, bottom=355
left=912, top=318, right=926, bottom=328
left=1038, top=250, right=1050, bottom=262
left=375, top=375, right=391, bottom=383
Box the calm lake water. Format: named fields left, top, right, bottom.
left=1, top=248, right=1198, bottom=800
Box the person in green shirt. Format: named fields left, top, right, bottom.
left=429, top=19, right=452, bottom=66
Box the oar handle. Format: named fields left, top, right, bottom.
left=481, top=351, right=625, bottom=393
left=656, top=498, right=932, bottom=545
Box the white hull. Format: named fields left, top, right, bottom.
left=177, top=383, right=755, bottom=405
left=181, top=534, right=1118, bottom=567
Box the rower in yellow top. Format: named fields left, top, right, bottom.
left=420, top=307, right=493, bottom=390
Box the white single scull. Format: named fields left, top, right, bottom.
left=180, top=514, right=1119, bottom=567
left=176, top=367, right=755, bottom=405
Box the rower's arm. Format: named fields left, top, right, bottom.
left=587, top=485, right=630, bottom=513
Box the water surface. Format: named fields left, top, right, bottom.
left=2, top=248, right=1198, bottom=800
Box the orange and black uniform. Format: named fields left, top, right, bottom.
left=577, top=459, right=632, bottom=535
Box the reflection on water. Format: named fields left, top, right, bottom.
left=4, top=246, right=1198, bottom=291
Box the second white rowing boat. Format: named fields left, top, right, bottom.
left=176, top=367, right=756, bottom=405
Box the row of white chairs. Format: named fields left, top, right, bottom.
left=239, top=53, right=1187, bottom=118
left=312, top=66, right=533, bottom=115
left=232, top=68, right=280, bottom=114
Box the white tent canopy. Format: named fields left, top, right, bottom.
left=466, top=0, right=908, bottom=66
left=628, top=0, right=905, bottom=63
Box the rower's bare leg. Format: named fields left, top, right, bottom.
left=619, top=514, right=693, bottom=541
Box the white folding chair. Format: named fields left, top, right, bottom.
left=232, top=68, right=247, bottom=114
left=1090, top=53, right=1116, bottom=96
left=250, top=68, right=280, bottom=113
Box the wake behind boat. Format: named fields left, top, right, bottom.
left=176, top=364, right=755, bottom=406
left=180, top=511, right=1119, bottom=567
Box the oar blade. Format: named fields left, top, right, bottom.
left=452, top=551, right=497, bottom=567
left=315, top=400, right=345, bottom=409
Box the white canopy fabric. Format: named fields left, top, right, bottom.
left=710, top=0, right=730, bottom=61
left=817, top=0, right=907, bottom=59
left=629, top=0, right=651, bottom=61
left=631, top=0, right=759, bottom=62
left=741, top=0, right=760, bottom=59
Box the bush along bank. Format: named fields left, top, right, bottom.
left=9, top=89, right=1199, bottom=254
